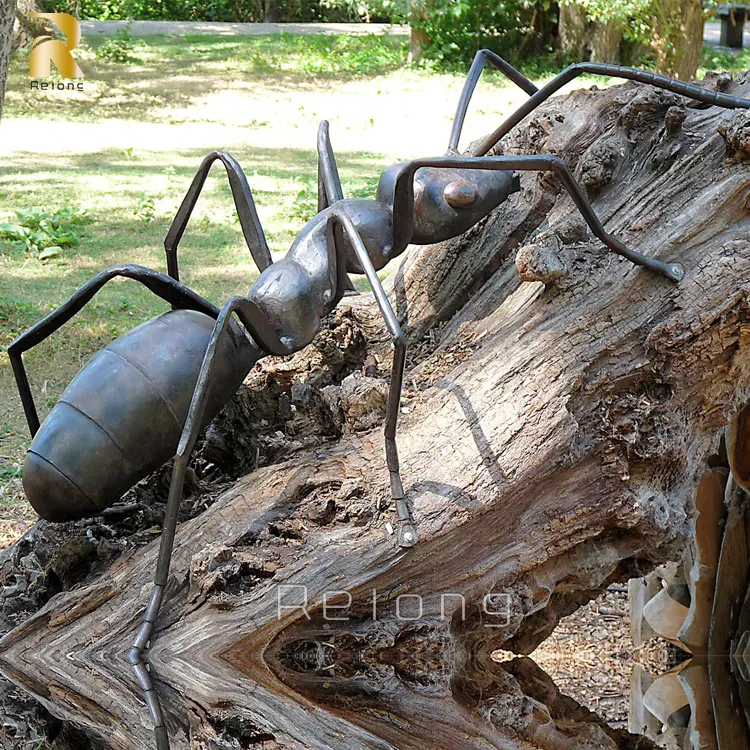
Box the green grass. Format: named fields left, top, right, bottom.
left=700, top=45, right=750, bottom=76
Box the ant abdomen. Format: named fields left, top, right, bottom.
left=24, top=309, right=255, bottom=521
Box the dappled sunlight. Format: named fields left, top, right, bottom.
left=0, top=31, right=623, bottom=493
left=0, top=142, right=395, bottom=273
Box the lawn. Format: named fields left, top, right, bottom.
left=0, top=30, right=744, bottom=534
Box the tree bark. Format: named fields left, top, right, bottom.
left=590, top=17, right=623, bottom=64
left=558, top=2, right=588, bottom=60
left=558, top=3, right=622, bottom=64
left=263, top=0, right=279, bottom=24
left=0, top=0, right=19, bottom=121
left=12, top=0, right=40, bottom=54
left=2, top=77, right=750, bottom=750
left=651, top=0, right=705, bottom=80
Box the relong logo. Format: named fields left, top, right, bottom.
left=29, top=13, right=83, bottom=79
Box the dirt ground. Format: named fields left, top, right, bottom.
left=533, top=586, right=669, bottom=727
left=0, top=483, right=35, bottom=549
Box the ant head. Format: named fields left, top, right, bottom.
left=378, top=163, right=519, bottom=245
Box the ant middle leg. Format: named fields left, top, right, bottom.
left=317, top=120, right=344, bottom=211
left=318, top=120, right=357, bottom=293
left=448, top=49, right=539, bottom=153
left=126, top=294, right=272, bottom=750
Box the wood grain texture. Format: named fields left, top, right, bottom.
left=2, top=77, right=750, bottom=749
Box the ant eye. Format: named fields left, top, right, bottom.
left=444, top=181, right=478, bottom=209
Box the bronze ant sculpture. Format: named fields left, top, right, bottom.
left=8, top=51, right=750, bottom=749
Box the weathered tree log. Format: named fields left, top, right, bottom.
left=2, top=76, right=750, bottom=750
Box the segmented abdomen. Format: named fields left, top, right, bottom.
left=24, top=309, right=259, bottom=522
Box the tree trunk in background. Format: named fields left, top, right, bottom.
left=590, top=17, right=623, bottom=63
left=0, top=0, right=18, bottom=121
left=2, top=76, right=750, bottom=749
left=652, top=0, right=705, bottom=80
left=559, top=2, right=623, bottom=63
left=558, top=1, right=587, bottom=60
left=408, top=26, right=429, bottom=62
left=11, top=0, right=38, bottom=53
left=263, top=0, right=279, bottom=23
left=407, top=0, right=434, bottom=62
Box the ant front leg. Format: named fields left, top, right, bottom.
left=126, top=294, right=276, bottom=750
left=164, top=151, right=272, bottom=283
left=325, top=211, right=417, bottom=547
left=449, top=49, right=539, bottom=153
left=392, top=155, right=684, bottom=283
left=473, top=62, right=750, bottom=156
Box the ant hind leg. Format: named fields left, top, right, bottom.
left=7, top=265, right=218, bottom=438
left=127, top=295, right=270, bottom=750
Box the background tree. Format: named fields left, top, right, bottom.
left=263, top=0, right=279, bottom=21
left=12, top=0, right=40, bottom=53
left=0, top=0, right=19, bottom=121
left=407, top=0, right=556, bottom=68
left=558, top=1, right=587, bottom=58
left=651, top=0, right=706, bottom=80
left=559, top=0, right=711, bottom=80
left=559, top=1, right=623, bottom=62
left=407, top=0, right=430, bottom=62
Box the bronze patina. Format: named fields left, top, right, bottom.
left=9, top=51, right=750, bottom=750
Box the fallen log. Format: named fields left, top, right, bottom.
left=2, top=74, right=750, bottom=749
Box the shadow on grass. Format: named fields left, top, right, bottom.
left=5, top=34, right=409, bottom=123
left=1, top=146, right=387, bottom=181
